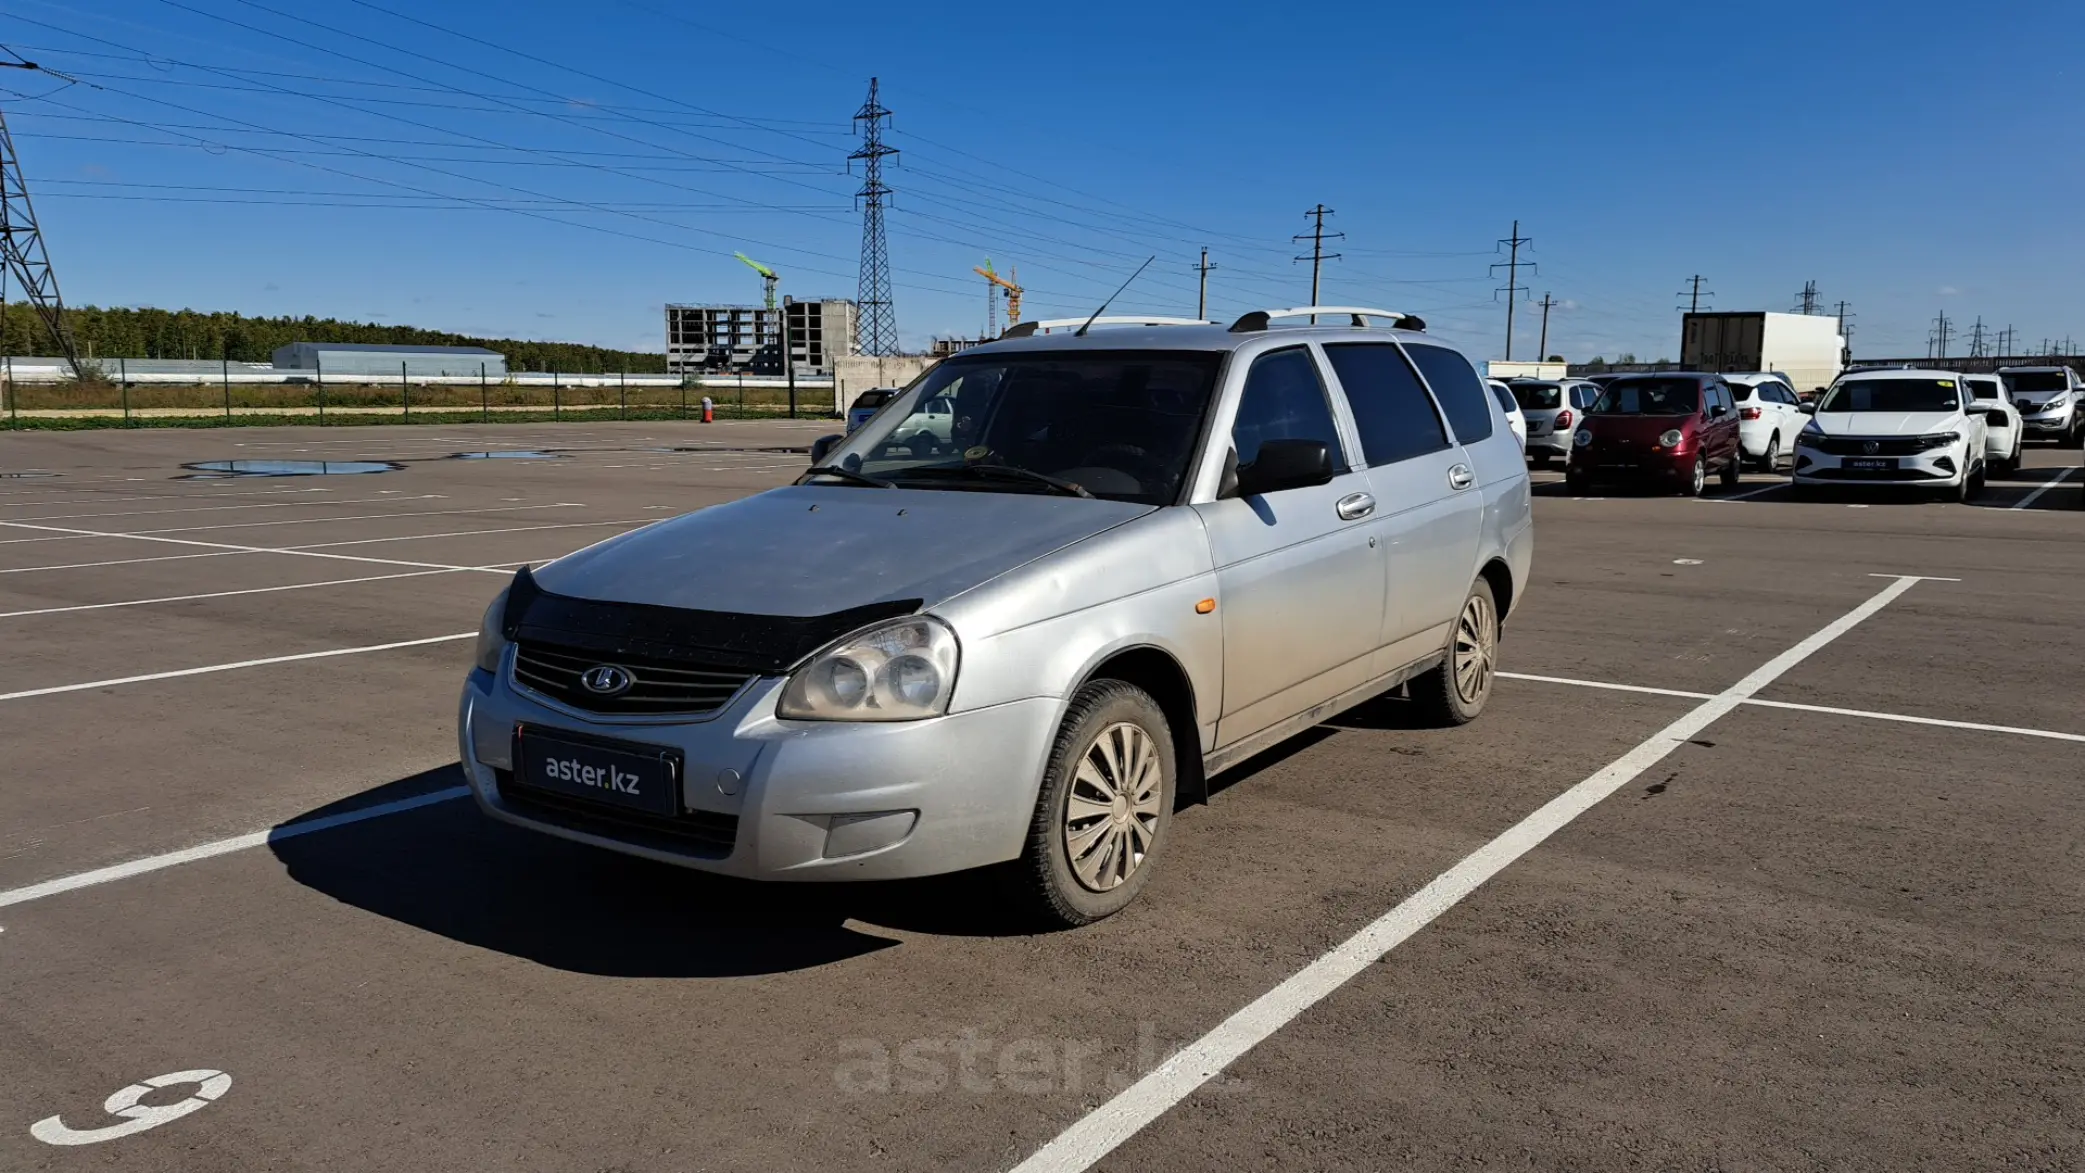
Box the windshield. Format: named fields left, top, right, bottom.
left=1511, top=381, right=1561, bottom=410
left=849, top=390, right=894, bottom=411
left=1965, top=378, right=2002, bottom=400
left=820, top=350, right=1223, bottom=505
left=1592, top=379, right=1700, bottom=414
left=1818, top=378, right=1960, bottom=413
left=2001, top=371, right=2070, bottom=394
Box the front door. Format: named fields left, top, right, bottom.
left=1194, top=346, right=1385, bottom=747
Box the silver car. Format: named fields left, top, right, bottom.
left=1511, top=378, right=1602, bottom=466
left=460, top=307, right=1534, bottom=924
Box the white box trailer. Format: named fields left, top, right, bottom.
left=1681, top=312, right=1846, bottom=395
left=1485, top=360, right=1567, bottom=381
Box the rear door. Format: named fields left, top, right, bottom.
left=1321, top=342, right=1485, bottom=667
left=1194, top=346, right=1387, bottom=746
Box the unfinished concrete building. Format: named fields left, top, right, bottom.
left=665, top=299, right=858, bottom=376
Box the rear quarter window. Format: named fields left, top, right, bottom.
left=1402, top=344, right=1494, bottom=444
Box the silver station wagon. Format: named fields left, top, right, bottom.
left=460, top=307, right=1534, bottom=924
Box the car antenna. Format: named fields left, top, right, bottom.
left=1074, top=256, right=1156, bottom=337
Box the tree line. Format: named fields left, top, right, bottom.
left=0, top=304, right=667, bottom=374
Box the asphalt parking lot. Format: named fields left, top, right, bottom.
left=1, top=421, right=2080, bottom=1172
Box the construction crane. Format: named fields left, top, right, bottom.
left=735, top=252, right=777, bottom=311
left=973, top=258, right=1024, bottom=336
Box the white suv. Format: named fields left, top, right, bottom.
left=1792, top=368, right=1999, bottom=501
left=1724, top=373, right=1807, bottom=471
left=1999, top=366, right=2083, bottom=445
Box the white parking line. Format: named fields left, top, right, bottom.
left=0, top=786, right=471, bottom=910
left=0, top=523, right=517, bottom=575
left=1499, top=671, right=2085, bottom=744
left=129, top=503, right=578, bottom=535
left=1007, top=575, right=1930, bottom=1173
left=2011, top=465, right=2076, bottom=510
left=0, top=568, right=467, bottom=619
left=0, top=550, right=252, bottom=576
left=0, top=518, right=656, bottom=574
left=1714, top=482, right=1788, bottom=502
left=8, top=494, right=440, bottom=522
left=0, top=632, right=473, bottom=704
left=0, top=487, right=333, bottom=508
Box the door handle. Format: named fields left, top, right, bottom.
left=1335, top=492, right=1375, bottom=521
left=1447, top=463, right=1474, bottom=491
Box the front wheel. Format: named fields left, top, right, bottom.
left=1684, top=455, right=1707, bottom=497
left=1411, top=578, right=1499, bottom=726
left=1015, top=680, right=1176, bottom=927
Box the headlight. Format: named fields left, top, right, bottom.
left=1797, top=421, right=1824, bottom=446
left=1658, top=429, right=1683, bottom=448
left=777, top=616, right=960, bottom=722
left=1573, top=427, right=1594, bottom=448
left=474, top=590, right=510, bottom=672
left=1916, top=431, right=1961, bottom=451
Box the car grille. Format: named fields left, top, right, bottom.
left=512, top=641, right=756, bottom=717
left=1803, top=465, right=1947, bottom=481
left=1812, top=435, right=1932, bottom=456
left=493, top=768, right=738, bottom=857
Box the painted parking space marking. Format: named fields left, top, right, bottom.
left=0, top=568, right=469, bottom=620
left=9, top=494, right=441, bottom=522
left=31, top=1070, right=231, bottom=1146
left=0, top=523, right=528, bottom=576
left=1007, top=575, right=1931, bottom=1173
left=0, top=632, right=472, bottom=705
left=2011, top=465, right=2076, bottom=510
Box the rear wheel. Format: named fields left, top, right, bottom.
left=1412, top=578, right=1499, bottom=726
left=1684, top=455, right=1706, bottom=497
left=1015, top=680, right=1176, bottom=927
left=1719, top=450, right=1742, bottom=487
left=1756, top=435, right=1779, bottom=473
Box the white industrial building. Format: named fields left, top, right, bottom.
left=272, top=342, right=508, bottom=378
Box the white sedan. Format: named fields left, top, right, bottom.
left=1726, top=375, right=1807, bottom=471
left=1962, top=374, right=2024, bottom=474
left=1792, top=368, right=1998, bottom=501
left=1487, top=379, right=1527, bottom=451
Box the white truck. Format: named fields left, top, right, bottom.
left=1681, top=312, right=1846, bottom=397
left=1486, top=360, right=1568, bottom=382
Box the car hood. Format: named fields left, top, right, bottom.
left=1812, top=410, right=1963, bottom=435
left=532, top=485, right=1155, bottom=616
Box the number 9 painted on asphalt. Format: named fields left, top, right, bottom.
left=30, top=1070, right=231, bottom=1146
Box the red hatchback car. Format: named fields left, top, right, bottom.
left=1565, top=373, right=1745, bottom=496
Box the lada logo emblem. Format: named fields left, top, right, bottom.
left=581, top=665, right=634, bottom=696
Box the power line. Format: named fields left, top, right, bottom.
left=850, top=78, right=897, bottom=355
left=1293, top=205, right=1342, bottom=322
left=1794, top=279, right=1819, bottom=315
left=1929, top=310, right=1953, bottom=360
left=1967, top=316, right=1987, bottom=358
left=1491, top=220, right=1533, bottom=360
left=1, top=58, right=84, bottom=377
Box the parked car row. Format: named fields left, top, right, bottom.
left=1551, top=364, right=2077, bottom=501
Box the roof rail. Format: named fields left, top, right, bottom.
left=1228, top=306, right=1425, bottom=333
left=1001, top=316, right=1212, bottom=338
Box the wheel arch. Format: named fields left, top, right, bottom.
left=1479, top=557, right=1516, bottom=623
left=1077, top=644, right=1206, bottom=807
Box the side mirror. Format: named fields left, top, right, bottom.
left=1229, top=438, right=1333, bottom=498
left=1796, top=402, right=1816, bottom=415
left=808, top=434, right=843, bottom=466
left=1709, top=403, right=1729, bottom=418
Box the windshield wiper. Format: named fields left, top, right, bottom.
left=802, top=464, right=895, bottom=488
left=954, top=463, right=1095, bottom=498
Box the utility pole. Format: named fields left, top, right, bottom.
left=1832, top=299, right=1856, bottom=360
left=1998, top=325, right=2015, bottom=358
left=1929, top=311, right=1953, bottom=361
left=1968, top=316, right=1987, bottom=358
left=1293, top=206, right=1342, bottom=323
left=1677, top=275, right=1713, bottom=314
left=849, top=78, right=898, bottom=359
left=1536, top=292, right=1558, bottom=360
left=1194, top=247, right=1217, bottom=321
left=1491, top=220, right=1535, bottom=360
left=1795, top=280, right=1820, bottom=315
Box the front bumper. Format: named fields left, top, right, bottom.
left=1791, top=441, right=1969, bottom=486
left=2021, top=409, right=2074, bottom=436
left=457, top=662, right=1059, bottom=881
left=1567, top=446, right=1694, bottom=483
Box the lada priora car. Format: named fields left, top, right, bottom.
left=460, top=308, right=1535, bottom=924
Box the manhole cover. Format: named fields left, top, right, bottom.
left=181, top=460, right=402, bottom=477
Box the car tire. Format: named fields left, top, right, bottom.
left=1411, top=577, right=1499, bottom=727
left=1719, top=451, right=1742, bottom=487
left=1014, top=679, right=1176, bottom=928
left=1684, top=455, right=1706, bottom=497
left=1756, top=436, right=1779, bottom=473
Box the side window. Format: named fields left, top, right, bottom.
left=1572, top=384, right=1598, bottom=410
left=1231, top=347, right=1347, bottom=474
left=1401, top=344, right=1495, bottom=444
left=1321, top=344, right=1450, bottom=466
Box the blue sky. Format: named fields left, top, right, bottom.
left=3, top=0, right=2080, bottom=361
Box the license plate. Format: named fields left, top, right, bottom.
left=513, top=726, right=682, bottom=816
left=1843, top=457, right=1897, bottom=471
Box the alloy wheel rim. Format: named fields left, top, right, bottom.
left=1692, top=458, right=1705, bottom=493
left=1064, top=722, right=1163, bottom=892
left=1452, top=592, right=1497, bottom=706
